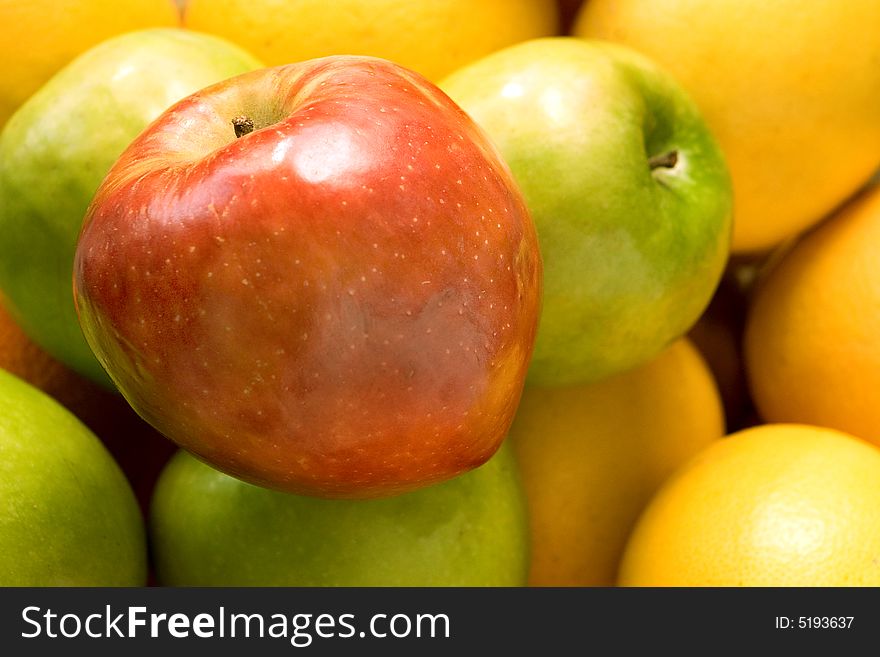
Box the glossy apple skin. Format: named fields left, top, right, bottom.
left=441, top=38, right=732, bottom=386
left=150, top=444, right=528, bottom=586
left=74, top=56, right=542, bottom=499
left=0, top=28, right=263, bottom=387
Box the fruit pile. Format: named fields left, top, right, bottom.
left=0, top=0, right=878, bottom=587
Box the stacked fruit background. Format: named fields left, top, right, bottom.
left=0, top=0, right=878, bottom=587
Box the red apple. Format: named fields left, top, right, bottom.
left=74, top=56, right=541, bottom=499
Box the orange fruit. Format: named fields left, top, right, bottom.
left=0, top=0, right=180, bottom=126
left=744, top=185, right=880, bottom=446
left=508, top=339, right=724, bottom=586
left=574, top=0, right=880, bottom=254
left=619, top=424, right=880, bottom=586
left=182, top=0, right=559, bottom=81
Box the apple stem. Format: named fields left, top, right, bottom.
left=232, top=116, right=255, bottom=139
left=648, top=150, right=678, bottom=170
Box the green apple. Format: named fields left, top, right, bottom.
left=151, top=445, right=528, bottom=586
left=441, top=37, right=732, bottom=386
left=0, top=367, right=146, bottom=585
left=0, top=28, right=262, bottom=386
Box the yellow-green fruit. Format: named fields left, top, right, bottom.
left=441, top=38, right=732, bottom=386
left=151, top=445, right=529, bottom=586
left=0, top=368, right=146, bottom=585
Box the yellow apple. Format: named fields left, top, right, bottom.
left=575, top=0, right=880, bottom=254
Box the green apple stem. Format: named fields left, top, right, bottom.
left=648, top=150, right=678, bottom=170
left=232, top=116, right=255, bottom=139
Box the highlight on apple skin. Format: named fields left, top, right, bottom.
left=73, top=55, right=543, bottom=500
